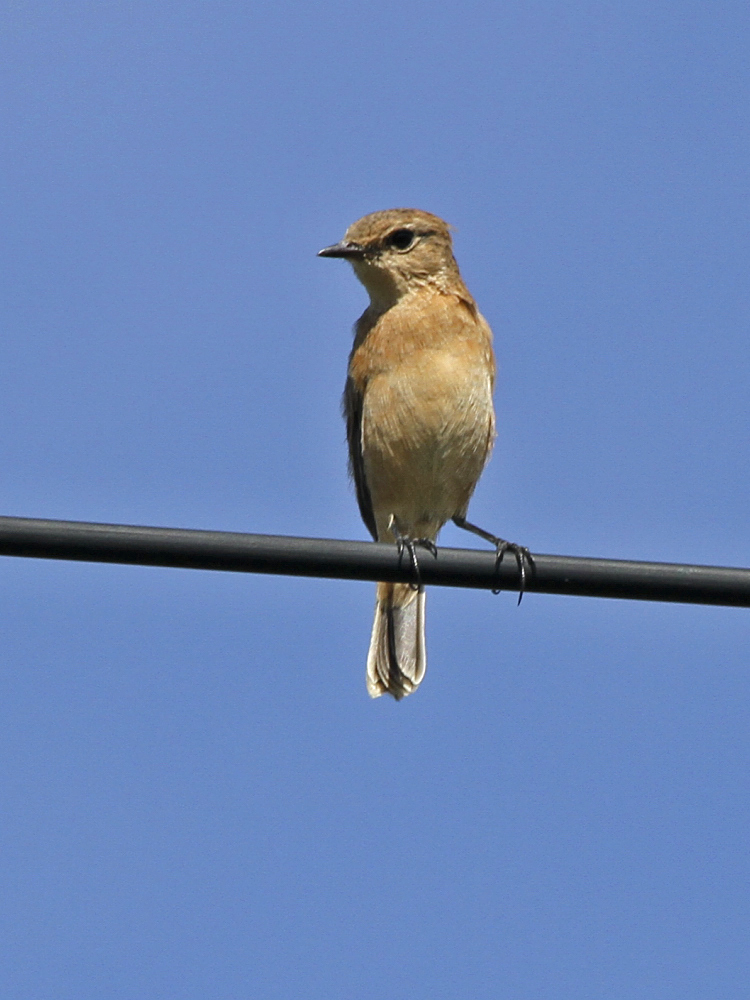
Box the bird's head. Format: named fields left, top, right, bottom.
left=319, top=208, right=461, bottom=310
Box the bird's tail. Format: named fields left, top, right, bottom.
left=366, top=582, right=426, bottom=699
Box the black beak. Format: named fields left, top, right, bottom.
left=317, top=240, right=366, bottom=260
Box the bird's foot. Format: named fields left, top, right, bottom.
left=452, top=515, right=533, bottom=603
left=388, top=518, right=437, bottom=591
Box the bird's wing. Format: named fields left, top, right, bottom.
left=343, top=375, right=377, bottom=540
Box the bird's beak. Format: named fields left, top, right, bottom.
left=317, top=240, right=366, bottom=260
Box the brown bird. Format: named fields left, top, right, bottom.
left=319, top=208, right=527, bottom=699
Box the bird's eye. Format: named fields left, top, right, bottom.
left=387, top=228, right=415, bottom=251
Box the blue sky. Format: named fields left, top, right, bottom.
left=1, top=2, right=749, bottom=997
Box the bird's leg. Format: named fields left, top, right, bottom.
left=387, top=516, right=436, bottom=591
left=451, top=515, right=532, bottom=602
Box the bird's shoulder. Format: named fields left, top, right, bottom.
left=348, top=289, right=494, bottom=390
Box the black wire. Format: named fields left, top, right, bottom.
left=0, top=515, right=748, bottom=608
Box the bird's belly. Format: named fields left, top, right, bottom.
left=361, top=352, right=494, bottom=540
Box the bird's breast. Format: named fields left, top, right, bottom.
left=359, top=344, right=495, bottom=539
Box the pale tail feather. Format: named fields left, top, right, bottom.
left=366, top=582, right=426, bottom=699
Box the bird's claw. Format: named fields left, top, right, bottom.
left=493, top=541, right=533, bottom=602
left=390, top=518, right=437, bottom=590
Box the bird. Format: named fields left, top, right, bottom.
left=319, top=208, right=527, bottom=700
